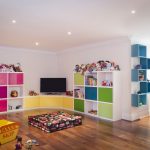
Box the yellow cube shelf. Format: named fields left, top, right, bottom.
left=0, top=120, right=19, bottom=145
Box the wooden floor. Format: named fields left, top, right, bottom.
left=0, top=109, right=150, bottom=150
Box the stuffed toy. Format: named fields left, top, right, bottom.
left=15, top=63, right=22, bottom=72
left=15, top=136, right=23, bottom=150
left=105, top=61, right=112, bottom=70
left=29, top=90, right=39, bottom=96
left=114, top=65, right=120, bottom=70
left=110, top=62, right=115, bottom=70
left=74, top=64, right=80, bottom=72
left=10, top=90, right=18, bottom=97
left=9, top=64, right=15, bottom=72
left=91, top=63, right=97, bottom=71
left=80, top=64, right=87, bottom=75
left=25, top=140, right=32, bottom=150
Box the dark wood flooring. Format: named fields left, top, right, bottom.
left=0, top=109, right=150, bottom=150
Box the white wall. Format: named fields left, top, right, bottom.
left=57, top=37, right=132, bottom=120
left=0, top=46, right=58, bottom=95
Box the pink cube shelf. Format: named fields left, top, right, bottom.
left=8, top=73, right=24, bottom=85
left=0, top=73, right=7, bottom=85
left=0, top=86, right=7, bottom=98
left=0, top=100, right=7, bottom=112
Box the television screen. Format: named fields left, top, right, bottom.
left=40, top=78, right=66, bottom=93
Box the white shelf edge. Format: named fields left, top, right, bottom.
left=8, top=84, right=24, bottom=87
left=85, top=99, right=98, bottom=103
left=98, top=86, right=113, bottom=88
left=85, top=113, right=98, bottom=117
left=74, top=85, right=84, bottom=87
left=0, top=98, right=7, bottom=100
left=7, top=109, right=24, bottom=112
left=85, top=85, right=97, bottom=87
left=74, top=98, right=84, bottom=100
left=7, top=97, right=24, bottom=100
left=0, top=72, right=24, bottom=73
left=98, top=101, right=113, bottom=104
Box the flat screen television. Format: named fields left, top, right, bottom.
left=40, top=78, right=66, bottom=93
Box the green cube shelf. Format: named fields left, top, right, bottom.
left=98, top=88, right=112, bottom=103
left=74, top=99, right=84, bottom=112
left=98, top=102, right=112, bottom=119
left=74, top=73, right=84, bottom=85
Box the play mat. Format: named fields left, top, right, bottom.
left=28, top=111, right=82, bottom=133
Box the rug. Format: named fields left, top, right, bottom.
left=28, top=111, right=82, bottom=133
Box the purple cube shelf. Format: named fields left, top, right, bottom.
left=0, top=86, right=7, bottom=98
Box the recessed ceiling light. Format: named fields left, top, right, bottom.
left=131, top=10, right=136, bottom=14
left=35, top=42, right=39, bottom=46
left=67, top=31, right=72, bottom=35
left=12, top=20, right=16, bottom=24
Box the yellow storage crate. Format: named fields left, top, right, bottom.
left=0, top=120, right=19, bottom=145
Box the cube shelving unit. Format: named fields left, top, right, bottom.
left=131, top=44, right=150, bottom=107
left=73, top=71, right=121, bottom=121
left=0, top=72, right=24, bottom=112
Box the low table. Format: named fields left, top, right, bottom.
left=28, top=111, right=82, bottom=133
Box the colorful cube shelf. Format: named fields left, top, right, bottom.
left=74, top=73, right=84, bottom=85
left=98, top=102, right=113, bottom=119
left=98, top=87, right=112, bottom=103
left=74, top=99, right=84, bottom=112
left=0, top=72, right=24, bottom=112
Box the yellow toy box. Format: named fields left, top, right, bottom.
left=0, top=120, right=19, bottom=144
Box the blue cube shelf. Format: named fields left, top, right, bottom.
left=85, top=87, right=97, bottom=100
left=131, top=44, right=149, bottom=107
left=140, top=58, right=147, bottom=69
left=148, top=82, right=150, bottom=93
left=131, top=69, right=146, bottom=81
left=131, top=44, right=146, bottom=57
left=148, top=59, right=150, bottom=69
left=131, top=94, right=147, bottom=107
left=140, top=82, right=148, bottom=94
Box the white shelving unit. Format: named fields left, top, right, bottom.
left=73, top=71, right=121, bottom=121
left=0, top=72, right=24, bottom=112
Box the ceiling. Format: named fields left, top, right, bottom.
left=0, top=0, right=150, bottom=52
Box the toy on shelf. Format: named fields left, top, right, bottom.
left=101, top=80, right=113, bottom=87
left=74, top=89, right=84, bottom=98
left=0, top=63, right=23, bottom=72
left=66, top=91, right=73, bottom=96
left=135, top=64, right=142, bottom=69
left=74, top=60, right=120, bottom=75
left=88, top=109, right=97, bottom=115
left=139, top=71, right=144, bottom=81
left=8, top=105, right=13, bottom=110
left=28, top=90, right=39, bottom=96
left=16, top=105, right=22, bottom=109
left=85, top=76, right=97, bottom=86
left=10, top=90, right=18, bottom=97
